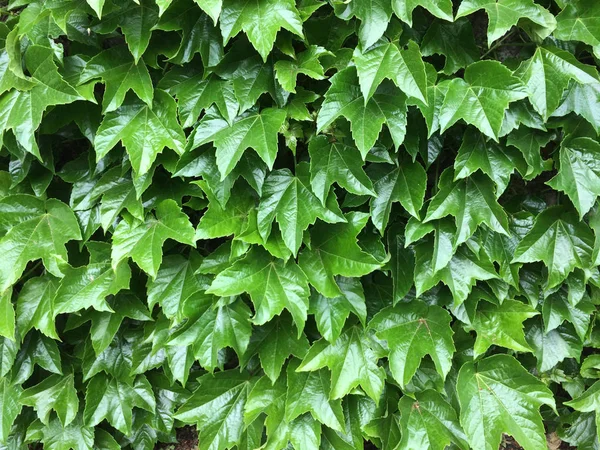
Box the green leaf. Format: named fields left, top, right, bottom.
left=439, top=60, right=527, bottom=140
left=368, top=157, right=427, bottom=231
left=350, top=0, right=393, bottom=48
left=398, top=390, right=468, bottom=450
left=308, top=135, right=375, bottom=204
left=547, top=137, right=600, bottom=219
left=0, top=290, right=14, bottom=341
left=0, top=195, right=81, bottom=293
left=0, top=378, right=21, bottom=443
left=84, top=373, right=155, bottom=435
left=456, top=0, right=556, bottom=47
left=111, top=199, right=195, bottom=278
left=86, top=0, right=105, bottom=18
left=20, top=374, right=78, bottom=427
left=299, top=212, right=384, bottom=298
left=353, top=39, right=427, bottom=104
left=455, top=129, right=526, bottom=196
left=25, top=415, right=94, bottom=450
left=220, top=0, right=304, bottom=61
left=274, top=46, right=331, bottom=93
left=471, top=299, right=538, bottom=357
left=190, top=106, right=287, bottom=178
left=285, top=359, right=345, bottom=431
left=424, top=170, right=510, bottom=248
left=526, top=320, right=583, bottom=372
left=505, top=127, right=554, bottom=179
left=421, top=19, right=480, bottom=75
left=369, top=301, right=455, bottom=388
left=392, top=0, right=453, bottom=26
left=242, top=313, right=309, bottom=382
left=168, top=296, right=252, bottom=371
left=196, top=0, right=222, bottom=23
left=317, top=66, right=407, bottom=157
left=257, top=168, right=345, bottom=255
left=555, top=0, right=600, bottom=59
left=0, top=45, right=81, bottom=157
left=457, top=355, right=556, bottom=450
left=310, top=276, right=367, bottom=343
left=95, top=90, right=186, bottom=176
left=79, top=47, right=153, bottom=113
left=515, top=46, right=598, bottom=119
left=298, top=327, right=386, bottom=402
left=207, top=247, right=310, bottom=333
left=512, top=207, right=594, bottom=288
left=175, top=371, right=251, bottom=450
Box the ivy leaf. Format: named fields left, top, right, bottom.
left=111, top=200, right=196, bottom=278
left=308, top=135, right=375, bottom=204
left=439, top=60, right=527, bottom=140
left=368, top=157, right=427, bottom=231
left=424, top=170, right=510, bottom=248
left=526, top=320, right=583, bottom=372
left=297, top=327, right=386, bottom=402
left=369, top=301, right=455, bottom=388
left=219, top=0, right=304, bottom=61
left=196, top=0, right=222, bottom=23
left=515, top=46, right=598, bottom=119
left=542, top=289, right=594, bottom=341
left=168, top=296, right=252, bottom=372
left=553, top=82, right=600, bottom=135
left=565, top=381, right=600, bottom=438
left=274, top=46, right=331, bottom=93
left=94, top=0, right=159, bottom=62
left=175, top=371, right=251, bottom=450
left=207, top=247, right=310, bottom=333
left=86, top=0, right=105, bottom=18
left=506, top=127, right=554, bottom=179
left=457, top=355, right=556, bottom=450
left=398, top=390, right=468, bottom=450
left=392, top=0, right=453, bottom=26
left=456, top=0, right=556, bottom=47
left=353, top=39, right=427, bottom=104
left=0, top=195, right=81, bottom=293
left=512, top=207, right=594, bottom=288
left=310, top=276, right=367, bottom=343
left=421, top=19, right=480, bottom=75
left=95, top=90, right=186, bottom=176
left=555, top=0, right=600, bottom=59
left=0, top=45, right=81, bottom=157
left=0, top=378, right=21, bottom=443
left=258, top=168, right=345, bottom=255
left=241, top=313, right=309, bottom=382
left=285, top=359, right=345, bottom=431
left=79, top=47, right=153, bottom=114
left=299, top=212, right=384, bottom=298
left=25, top=415, right=94, bottom=450
left=471, top=299, right=538, bottom=357
left=189, top=106, right=287, bottom=178
left=16, top=275, right=59, bottom=339
left=547, top=137, right=600, bottom=219
left=455, top=129, right=527, bottom=196
left=19, top=374, right=78, bottom=427
left=317, top=66, right=407, bottom=157
left=350, top=0, right=393, bottom=48
left=84, top=373, right=155, bottom=435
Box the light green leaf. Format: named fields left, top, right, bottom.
left=555, top=0, right=600, bottom=59
left=547, top=137, right=600, bottom=219
left=0, top=195, right=81, bottom=294
left=275, top=46, right=331, bottom=93
left=370, top=301, right=455, bottom=388
left=111, top=199, right=195, bottom=278
left=392, top=0, right=453, bottom=26
left=20, top=374, right=78, bottom=427
left=308, top=135, right=375, bottom=204
left=439, top=60, right=527, bottom=140
left=207, top=247, right=310, bottom=333
left=220, top=0, right=304, bottom=61
left=317, top=66, right=407, bottom=157
left=0, top=378, right=21, bottom=443
left=457, top=355, right=556, bottom=450
left=95, top=90, right=186, bottom=176
left=512, top=207, right=594, bottom=288
left=298, top=327, right=386, bottom=402
left=456, top=0, right=556, bottom=47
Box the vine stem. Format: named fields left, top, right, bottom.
left=481, top=32, right=516, bottom=59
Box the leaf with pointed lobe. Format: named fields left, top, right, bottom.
left=275, top=46, right=331, bottom=93
left=439, top=60, right=527, bottom=140
left=555, top=0, right=600, bottom=59
left=20, top=374, right=78, bottom=427
left=421, top=19, right=480, bottom=75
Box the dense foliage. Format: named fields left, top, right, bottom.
left=0, top=0, right=599, bottom=448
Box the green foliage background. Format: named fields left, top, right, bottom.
left=0, top=0, right=599, bottom=448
